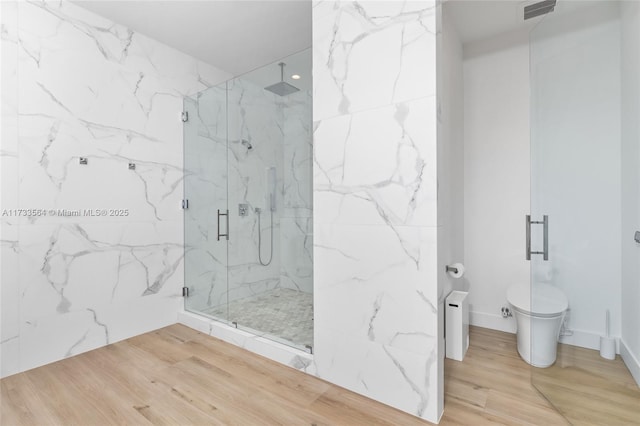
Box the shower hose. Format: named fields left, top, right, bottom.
left=257, top=208, right=273, bottom=266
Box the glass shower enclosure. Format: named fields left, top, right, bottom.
left=183, top=49, right=313, bottom=351
left=529, top=1, right=640, bottom=423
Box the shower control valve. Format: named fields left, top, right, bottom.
left=239, top=204, right=248, bottom=217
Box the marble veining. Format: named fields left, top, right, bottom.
left=3, top=1, right=444, bottom=422
left=0, top=0, right=230, bottom=377
left=313, top=1, right=437, bottom=121
left=312, top=1, right=441, bottom=423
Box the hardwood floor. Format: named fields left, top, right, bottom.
left=441, top=326, right=568, bottom=425
left=533, top=340, right=640, bottom=425
left=1, top=324, right=638, bottom=425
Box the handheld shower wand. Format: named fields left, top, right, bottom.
left=257, top=167, right=277, bottom=266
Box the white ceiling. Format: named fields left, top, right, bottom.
left=445, top=0, right=541, bottom=44
left=445, top=0, right=604, bottom=45
left=242, top=48, right=312, bottom=93
left=74, top=0, right=312, bottom=76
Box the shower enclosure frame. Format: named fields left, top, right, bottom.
left=181, top=49, right=314, bottom=354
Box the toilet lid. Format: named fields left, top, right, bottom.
left=507, top=283, right=568, bottom=315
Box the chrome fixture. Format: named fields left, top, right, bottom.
left=526, top=214, right=549, bottom=261
left=238, top=204, right=248, bottom=217
left=241, top=139, right=253, bottom=150
left=446, top=265, right=459, bottom=274
left=217, top=209, right=229, bottom=241
left=264, top=62, right=300, bottom=96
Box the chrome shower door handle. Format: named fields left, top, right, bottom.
left=217, top=209, right=229, bottom=241
left=526, top=214, right=549, bottom=261
left=526, top=215, right=532, bottom=260
left=542, top=215, right=549, bottom=261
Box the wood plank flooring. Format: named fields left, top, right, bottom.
left=533, top=339, right=640, bottom=425
left=441, top=326, right=568, bottom=425
left=1, top=324, right=638, bottom=425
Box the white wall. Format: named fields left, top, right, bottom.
left=439, top=2, right=465, bottom=299
left=0, top=0, right=230, bottom=378
left=621, top=0, right=640, bottom=385
left=463, top=30, right=531, bottom=333
left=530, top=3, right=621, bottom=349
left=463, top=3, right=624, bottom=350
left=437, top=7, right=464, bottom=416
left=313, top=1, right=442, bottom=422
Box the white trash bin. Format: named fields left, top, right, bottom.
left=446, top=291, right=469, bottom=361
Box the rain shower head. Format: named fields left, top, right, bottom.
left=265, top=81, right=300, bottom=96
left=524, top=0, right=556, bottom=20
left=265, top=62, right=300, bottom=96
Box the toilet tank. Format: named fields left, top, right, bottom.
left=445, top=291, right=469, bottom=361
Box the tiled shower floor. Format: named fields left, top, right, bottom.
left=205, top=288, right=313, bottom=348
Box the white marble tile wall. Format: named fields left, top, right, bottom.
left=0, top=0, right=230, bottom=377
left=226, top=77, right=284, bottom=302
left=312, top=1, right=442, bottom=422
left=284, top=90, right=314, bottom=219
left=1, top=0, right=21, bottom=378
left=282, top=88, right=313, bottom=293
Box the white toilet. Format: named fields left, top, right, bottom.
left=507, top=283, right=568, bottom=368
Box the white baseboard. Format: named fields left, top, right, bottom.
left=620, top=339, right=640, bottom=387
left=470, top=311, right=622, bottom=355
left=558, top=329, right=616, bottom=352
left=469, top=310, right=516, bottom=334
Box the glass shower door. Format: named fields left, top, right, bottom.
left=183, top=84, right=229, bottom=320
left=529, top=1, right=639, bottom=423
left=182, top=49, right=313, bottom=351
left=223, top=51, right=313, bottom=351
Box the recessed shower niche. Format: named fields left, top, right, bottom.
left=183, top=49, right=313, bottom=351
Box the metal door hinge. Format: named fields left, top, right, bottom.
left=182, top=199, right=189, bottom=209
left=182, top=287, right=189, bottom=297
left=181, top=111, right=189, bottom=122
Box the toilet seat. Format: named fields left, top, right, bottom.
left=507, top=283, right=568, bottom=317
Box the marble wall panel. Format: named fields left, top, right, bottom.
left=0, top=0, right=230, bottom=377
left=312, top=1, right=441, bottom=422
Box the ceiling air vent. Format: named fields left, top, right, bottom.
left=524, top=0, right=556, bottom=20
